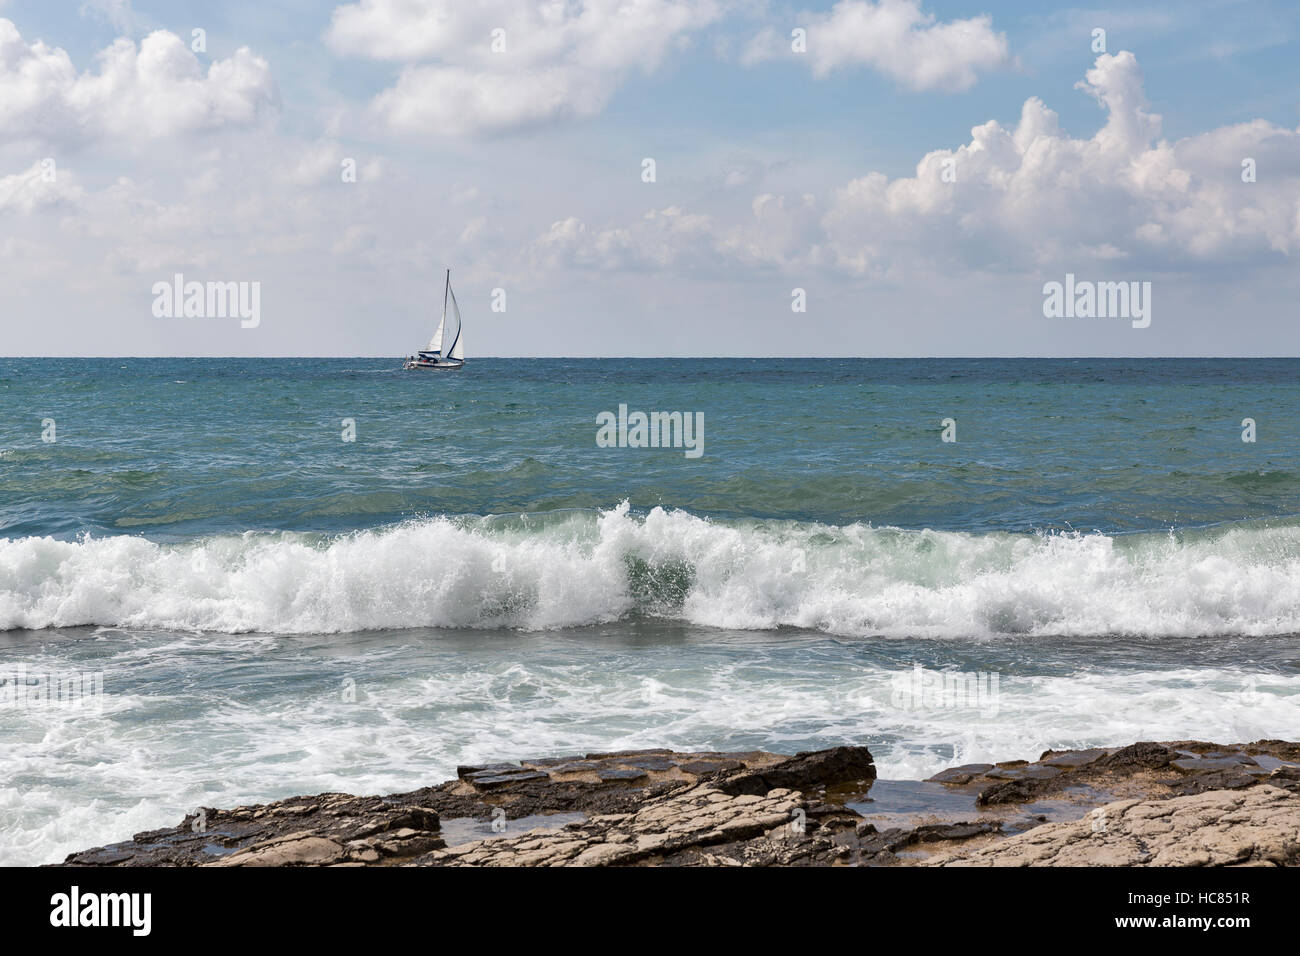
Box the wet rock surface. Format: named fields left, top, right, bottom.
left=927, top=785, right=1300, bottom=867
left=929, top=739, right=1300, bottom=810
left=55, top=740, right=1300, bottom=867
left=60, top=792, right=448, bottom=867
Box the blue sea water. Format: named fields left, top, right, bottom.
left=2, top=357, right=1299, bottom=864
left=6, top=357, right=1300, bottom=538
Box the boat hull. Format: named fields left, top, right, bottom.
left=403, top=359, right=464, bottom=370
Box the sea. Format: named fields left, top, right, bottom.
left=2, top=357, right=1299, bottom=865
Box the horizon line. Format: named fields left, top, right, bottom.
left=6, top=355, right=1300, bottom=361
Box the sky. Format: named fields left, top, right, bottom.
left=0, top=0, right=1298, bottom=357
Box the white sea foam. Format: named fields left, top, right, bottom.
left=3, top=640, right=1297, bottom=866
left=4, top=503, right=1300, bottom=637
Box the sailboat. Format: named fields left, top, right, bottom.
left=403, top=269, right=465, bottom=370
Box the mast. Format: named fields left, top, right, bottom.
left=442, top=269, right=449, bottom=335
left=444, top=269, right=463, bottom=362
left=425, top=268, right=450, bottom=353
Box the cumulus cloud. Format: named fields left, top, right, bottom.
left=742, top=0, right=1011, bottom=91
left=822, top=50, right=1300, bottom=272
left=538, top=51, right=1300, bottom=278
left=326, top=0, right=723, bottom=136
left=0, top=19, right=277, bottom=146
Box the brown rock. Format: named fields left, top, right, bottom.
left=211, top=835, right=346, bottom=867
left=930, top=785, right=1300, bottom=867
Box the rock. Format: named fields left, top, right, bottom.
left=597, top=769, right=649, bottom=783
left=984, top=767, right=1025, bottom=780
left=1170, top=754, right=1259, bottom=774
left=352, top=807, right=440, bottom=838
left=680, top=759, right=743, bottom=775
left=429, top=780, right=822, bottom=867
left=1267, top=766, right=1300, bottom=792
left=1164, top=769, right=1261, bottom=796
left=1021, top=765, right=1063, bottom=780
left=1039, top=748, right=1109, bottom=768
left=583, top=749, right=674, bottom=760
left=1094, top=741, right=1175, bottom=770
left=977, top=777, right=1045, bottom=806
left=572, top=843, right=638, bottom=867
left=212, top=835, right=346, bottom=867
left=975, top=740, right=1237, bottom=807
left=457, top=763, right=519, bottom=779
left=387, top=807, right=441, bottom=831
left=620, top=757, right=679, bottom=771
left=929, top=786, right=1300, bottom=867
left=52, top=740, right=1300, bottom=868
left=466, top=770, right=551, bottom=789
left=928, top=764, right=994, bottom=784
left=522, top=756, right=584, bottom=768
left=717, top=746, right=876, bottom=796
left=58, top=792, right=445, bottom=867
left=914, top=821, right=1003, bottom=843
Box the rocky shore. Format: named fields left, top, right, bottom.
left=57, top=740, right=1300, bottom=867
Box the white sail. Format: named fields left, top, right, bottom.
left=445, top=282, right=464, bottom=361
left=426, top=269, right=449, bottom=353
left=426, top=316, right=445, bottom=354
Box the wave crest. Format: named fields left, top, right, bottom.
left=4, top=504, right=1300, bottom=636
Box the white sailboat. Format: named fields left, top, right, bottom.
left=403, top=269, right=465, bottom=370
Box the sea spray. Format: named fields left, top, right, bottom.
left=5, top=503, right=1300, bottom=636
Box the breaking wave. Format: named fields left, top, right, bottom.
left=4, top=502, right=1300, bottom=637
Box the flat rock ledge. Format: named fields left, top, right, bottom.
left=55, top=740, right=1300, bottom=867
left=927, top=785, right=1300, bottom=867
left=435, top=785, right=812, bottom=867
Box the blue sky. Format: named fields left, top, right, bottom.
left=1, top=0, right=1298, bottom=356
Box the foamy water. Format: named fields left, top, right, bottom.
left=3, top=622, right=1298, bottom=866
left=5, top=504, right=1300, bottom=637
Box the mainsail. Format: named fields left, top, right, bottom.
left=426, top=270, right=449, bottom=353
left=445, top=282, right=463, bottom=360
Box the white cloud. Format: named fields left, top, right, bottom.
left=822, top=50, right=1300, bottom=271
left=0, top=160, right=83, bottom=213
left=0, top=19, right=276, bottom=146
left=327, top=0, right=723, bottom=136
left=536, top=193, right=826, bottom=276
left=743, top=0, right=1011, bottom=91
left=538, top=207, right=718, bottom=272
left=538, top=51, right=1300, bottom=278
left=371, top=64, right=611, bottom=137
